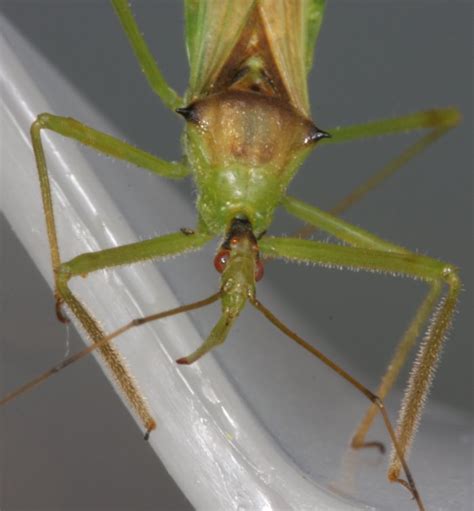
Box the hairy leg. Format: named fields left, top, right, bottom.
left=260, top=236, right=460, bottom=487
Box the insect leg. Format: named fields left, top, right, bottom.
left=283, top=195, right=407, bottom=252
left=283, top=192, right=453, bottom=453
left=32, top=113, right=189, bottom=180
left=283, top=196, right=444, bottom=449
left=31, top=113, right=209, bottom=433
left=111, top=0, right=183, bottom=111
left=321, top=108, right=459, bottom=146
left=259, top=236, right=460, bottom=493
left=62, top=231, right=212, bottom=279
left=350, top=281, right=442, bottom=453
left=55, top=230, right=210, bottom=435
left=31, top=111, right=190, bottom=317
left=295, top=108, right=460, bottom=238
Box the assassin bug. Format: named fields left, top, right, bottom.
left=2, top=1, right=470, bottom=509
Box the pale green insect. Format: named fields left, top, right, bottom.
left=2, top=2, right=464, bottom=509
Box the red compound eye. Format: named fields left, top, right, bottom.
left=214, top=249, right=230, bottom=273
left=255, top=260, right=264, bottom=282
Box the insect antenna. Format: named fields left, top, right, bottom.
left=249, top=296, right=425, bottom=511
left=1, top=292, right=221, bottom=408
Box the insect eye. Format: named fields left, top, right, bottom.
left=255, top=260, right=264, bottom=282
left=230, top=236, right=239, bottom=246
left=214, top=249, right=231, bottom=273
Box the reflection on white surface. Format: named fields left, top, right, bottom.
left=68, top=172, right=98, bottom=216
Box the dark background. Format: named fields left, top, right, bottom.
left=1, top=1, right=472, bottom=510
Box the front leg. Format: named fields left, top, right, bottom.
left=54, top=230, right=212, bottom=435
left=282, top=196, right=457, bottom=456
left=259, top=236, right=460, bottom=493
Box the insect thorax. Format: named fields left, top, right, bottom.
left=183, top=90, right=320, bottom=236
left=179, top=2, right=330, bottom=235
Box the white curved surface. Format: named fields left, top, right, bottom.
left=1, top=8, right=472, bottom=511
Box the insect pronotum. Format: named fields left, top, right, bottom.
left=2, top=1, right=470, bottom=511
